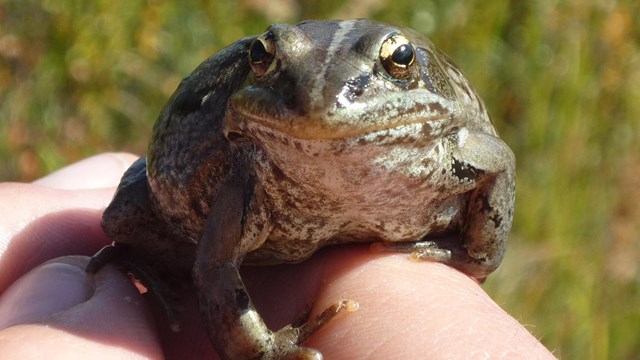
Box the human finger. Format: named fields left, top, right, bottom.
left=0, top=256, right=163, bottom=360
left=33, top=153, right=138, bottom=189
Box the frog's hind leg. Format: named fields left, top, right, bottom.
left=86, top=157, right=192, bottom=332
left=86, top=243, right=185, bottom=332
left=194, top=164, right=357, bottom=360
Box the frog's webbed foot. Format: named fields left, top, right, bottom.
left=196, top=263, right=357, bottom=359
left=269, top=299, right=358, bottom=359
left=86, top=243, right=184, bottom=332
left=87, top=156, right=195, bottom=331
left=288, top=299, right=359, bottom=343
left=195, top=163, right=357, bottom=359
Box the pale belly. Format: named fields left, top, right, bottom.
left=244, top=146, right=469, bottom=264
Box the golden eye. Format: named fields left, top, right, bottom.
left=379, top=34, right=415, bottom=80
left=249, top=32, right=276, bottom=77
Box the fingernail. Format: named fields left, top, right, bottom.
left=0, top=260, right=94, bottom=329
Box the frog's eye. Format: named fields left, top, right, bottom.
left=379, top=34, right=415, bottom=80
left=249, top=33, right=277, bottom=77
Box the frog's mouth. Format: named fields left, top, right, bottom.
left=226, top=88, right=459, bottom=143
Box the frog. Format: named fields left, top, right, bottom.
left=87, top=19, right=515, bottom=359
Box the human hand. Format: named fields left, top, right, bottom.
left=0, top=153, right=555, bottom=359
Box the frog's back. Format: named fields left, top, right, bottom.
left=144, top=37, right=256, bottom=241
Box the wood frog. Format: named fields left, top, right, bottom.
left=87, top=19, right=516, bottom=359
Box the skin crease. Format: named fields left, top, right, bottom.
left=0, top=153, right=555, bottom=359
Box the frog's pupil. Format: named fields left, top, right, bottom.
left=392, top=44, right=414, bottom=66
left=250, top=40, right=270, bottom=64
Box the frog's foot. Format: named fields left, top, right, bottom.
left=371, top=239, right=453, bottom=262
left=195, top=164, right=360, bottom=359
left=196, top=261, right=359, bottom=359
left=287, top=299, right=359, bottom=346
left=280, top=300, right=359, bottom=359
left=371, top=236, right=490, bottom=281
left=86, top=243, right=124, bottom=273
left=268, top=300, right=358, bottom=360
left=86, top=243, right=183, bottom=331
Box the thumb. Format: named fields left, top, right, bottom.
left=0, top=256, right=163, bottom=359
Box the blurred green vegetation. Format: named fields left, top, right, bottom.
left=1, top=0, right=639, bottom=358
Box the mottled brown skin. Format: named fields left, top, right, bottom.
left=88, top=19, right=515, bottom=359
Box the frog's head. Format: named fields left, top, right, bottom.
left=227, top=19, right=492, bottom=150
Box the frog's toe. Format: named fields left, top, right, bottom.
left=371, top=240, right=453, bottom=262
left=269, top=299, right=358, bottom=359
left=294, top=299, right=358, bottom=342
left=86, top=243, right=123, bottom=273
left=371, top=237, right=497, bottom=281
left=281, top=347, right=323, bottom=360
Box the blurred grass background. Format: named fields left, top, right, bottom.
left=1, top=0, right=639, bottom=358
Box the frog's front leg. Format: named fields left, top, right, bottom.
left=375, top=129, right=515, bottom=281
left=194, top=165, right=355, bottom=360
left=449, top=129, right=516, bottom=279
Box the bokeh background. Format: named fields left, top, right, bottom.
left=1, top=0, right=639, bottom=358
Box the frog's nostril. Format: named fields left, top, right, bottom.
left=226, top=131, right=246, bottom=142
